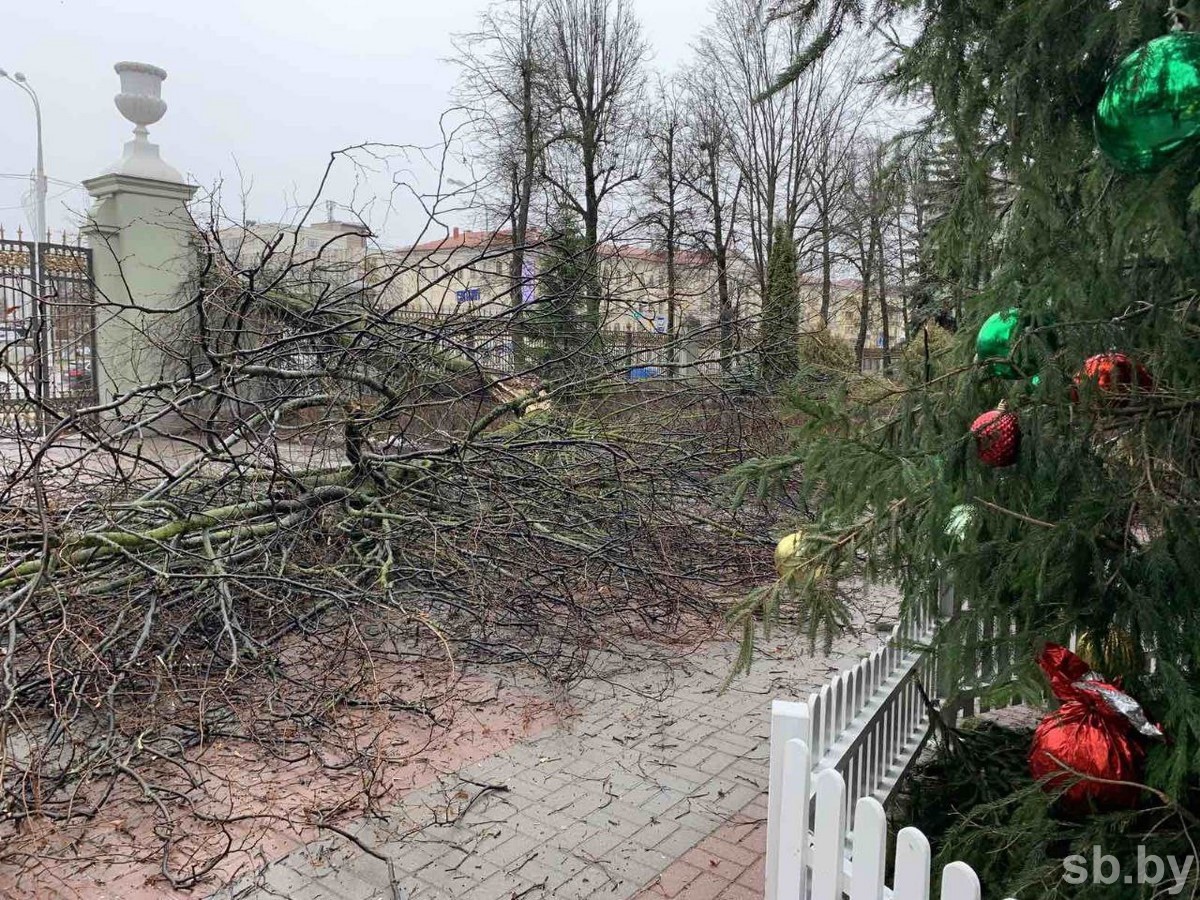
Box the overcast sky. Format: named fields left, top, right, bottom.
left=0, top=0, right=713, bottom=245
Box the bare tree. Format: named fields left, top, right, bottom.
left=540, top=0, right=648, bottom=328
left=844, top=147, right=878, bottom=368
left=681, top=68, right=743, bottom=372
left=699, top=0, right=819, bottom=302
left=453, top=0, right=551, bottom=362
left=640, top=76, right=695, bottom=352
left=791, top=48, right=872, bottom=328
left=843, top=138, right=905, bottom=368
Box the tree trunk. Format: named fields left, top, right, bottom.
left=665, top=130, right=678, bottom=369
left=582, top=130, right=602, bottom=330
left=895, top=216, right=908, bottom=340
left=706, top=145, right=734, bottom=373
left=876, top=216, right=890, bottom=368
left=854, top=231, right=874, bottom=370
left=819, top=217, right=832, bottom=328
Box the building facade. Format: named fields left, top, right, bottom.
left=216, top=220, right=906, bottom=368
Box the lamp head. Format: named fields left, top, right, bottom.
left=13, top=72, right=26, bottom=83
left=0, top=69, right=7, bottom=78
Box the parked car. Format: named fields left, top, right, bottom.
left=65, top=365, right=92, bottom=394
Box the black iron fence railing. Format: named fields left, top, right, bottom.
left=0, top=235, right=98, bottom=432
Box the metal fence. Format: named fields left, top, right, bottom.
left=0, top=233, right=98, bottom=432
left=386, top=308, right=743, bottom=380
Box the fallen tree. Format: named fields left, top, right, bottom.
left=0, top=209, right=787, bottom=890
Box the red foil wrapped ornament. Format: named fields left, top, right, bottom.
left=1029, top=644, right=1163, bottom=814
left=970, top=406, right=1020, bottom=467
left=1072, top=352, right=1154, bottom=403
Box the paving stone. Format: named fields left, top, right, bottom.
left=483, top=830, right=547, bottom=868
left=650, top=825, right=708, bottom=859
left=553, top=863, right=622, bottom=900
left=696, top=835, right=759, bottom=868
left=620, top=784, right=688, bottom=817
left=333, top=851, right=398, bottom=890
left=680, top=847, right=744, bottom=883
left=573, top=823, right=629, bottom=861
left=702, top=729, right=759, bottom=758
left=672, top=871, right=730, bottom=900
left=715, top=882, right=760, bottom=900
left=624, top=816, right=681, bottom=851
left=593, top=855, right=660, bottom=890
left=405, top=879, right=455, bottom=899
left=734, top=861, right=766, bottom=893
left=309, top=868, right=387, bottom=900
left=582, top=799, right=655, bottom=836
left=508, top=844, right=590, bottom=888
left=258, top=864, right=331, bottom=900
left=459, top=869, right=538, bottom=900
left=510, top=808, right=578, bottom=844
left=416, top=846, right=497, bottom=890
left=644, top=861, right=702, bottom=898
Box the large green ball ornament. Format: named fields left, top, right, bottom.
left=975, top=307, right=1057, bottom=378
left=1095, top=32, right=1200, bottom=174
left=975, top=308, right=1022, bottom=378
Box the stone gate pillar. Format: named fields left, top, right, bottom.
left=81, top=62, right=196, bottom=413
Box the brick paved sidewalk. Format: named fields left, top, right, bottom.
left=215, top=589, right=894, bottom=900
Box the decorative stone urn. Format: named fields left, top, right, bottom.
left=107, top=61, right=182, bottom=181
left=115, top=62, right=167, bottom=134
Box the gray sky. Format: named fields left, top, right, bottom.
left=0, top=0, right=708, bottom=246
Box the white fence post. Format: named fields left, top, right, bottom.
left=810, top=768, right=847, bottom=900
left=893, top=827, right=932, bottom=900
left=767, top=700, right=811, bottom=900
left=850, top=797, right=887, bottom=900
left=940, top=861, right=982, bottom=900
left=777, top=737, right=811, bottom=898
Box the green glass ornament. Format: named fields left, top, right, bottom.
left=1095, top=32, right=1200, bottom=174
left=975, top=308, right=1022, bottom=378
left=944, top=504, right=977, bottom=543
left=975, top=307, right=1057, bottom=379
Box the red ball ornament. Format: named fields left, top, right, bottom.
left=1072, top=352, right=1154, bottom=403
left=970, top=406, right=1020, bottom=467
left=1029, top=644, right=1163, bottom=814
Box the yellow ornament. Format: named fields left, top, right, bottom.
left=1075, top=629, right=1142, bottom=677
left=774, top=530, right=805, bottom=577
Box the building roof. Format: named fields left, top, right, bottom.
left=399, top=228, right=712, bottom=266
left=400, top=228, right=525, bottom=254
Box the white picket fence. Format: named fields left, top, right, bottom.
left=770, top=738, right=1017, bottom=900
left=765, top=583, right=1019, bottom=899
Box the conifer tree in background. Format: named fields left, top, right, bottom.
left=737, top=1, right=1200, bottom=894
left=760, top=223, right=801, bottom=385
left=525, top=211, right=591, bottom=382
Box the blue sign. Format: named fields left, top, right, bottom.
left=522, top=260, right=536, bottom=305
left=456, top=288, right=481, bottom=303
left=629, top=366, right=662, bottom=380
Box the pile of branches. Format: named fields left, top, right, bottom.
left=0, top=227, right=788, bottom=884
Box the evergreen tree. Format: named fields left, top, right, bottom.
left=739, top=2, right=1200, bottom=894
left=524, top=211, right=591, bottom=382
left=760, top=223, right=801, bottom=385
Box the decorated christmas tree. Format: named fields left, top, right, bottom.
left=737, top=0, right=1200, bottom=894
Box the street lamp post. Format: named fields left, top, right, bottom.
left=1, top=68, right=49, bottom=434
